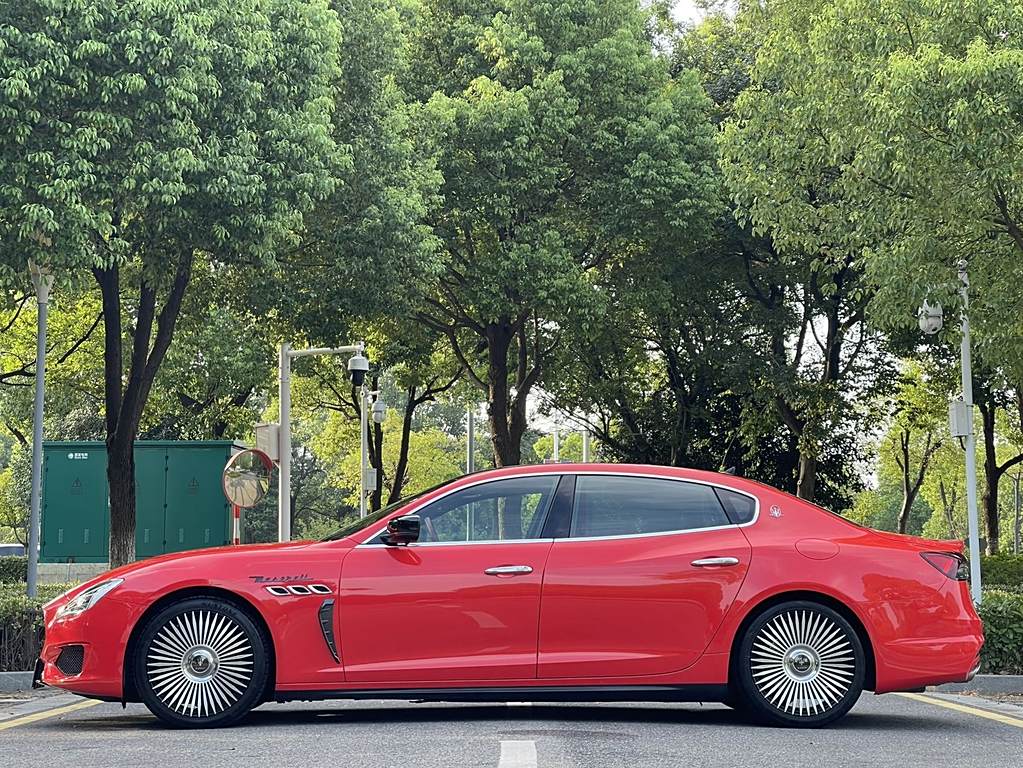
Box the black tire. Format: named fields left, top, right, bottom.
left=734, top=600, right=865, bottom=727
left=133, top=597, right=270, bottom=728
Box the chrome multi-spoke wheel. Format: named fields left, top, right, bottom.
left=736, top=601, right=865, bottom=727
left=135, top=598, right=269, bottom=727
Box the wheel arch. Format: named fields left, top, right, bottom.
left=122, top=586, right=277, bottom=704
left=727, top=589, right=876, bottom=692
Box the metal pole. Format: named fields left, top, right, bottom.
left=958, top=260, right=982, bottom=604
left=466, top=406, right=475, bottom=474
left=552, top=429, right=560, bottom=463
left=27, top=264, right=53, bottom=599
left=359, top=384, right=368, bottom=518
left=582, top=430, right=591, bottom=463
left=278, top=342, right=292, bottom=542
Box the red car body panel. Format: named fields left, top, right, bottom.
left=38, top=464, right=983, bottom=703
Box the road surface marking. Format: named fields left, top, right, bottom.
left=0, top=699, right=100, bottom=731
left=897, top=692, right=1023, bottom=729
left=499, top=739, right=538, bottom=768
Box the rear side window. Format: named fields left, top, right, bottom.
left=569, top=476, right=730, bottom=538
left=714, top=487, right=758, bottom=524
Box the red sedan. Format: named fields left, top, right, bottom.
left=36, top=464, right=983, bottom=728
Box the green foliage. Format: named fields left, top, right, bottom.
left=408, top=0, right=720, bottom=464
left=978, top=588, right=1023, bottom=674
left=0, top=555, right=27, bottom=583
left=982, top=555, right=1023, bottom=587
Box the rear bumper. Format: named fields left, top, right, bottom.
left=868, top=581, right=984, bottom=693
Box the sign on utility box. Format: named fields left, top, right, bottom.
left=41, top=441, right=241, bottom=563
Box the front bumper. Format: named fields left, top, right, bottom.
left=37, top=596, right=136, bottom=700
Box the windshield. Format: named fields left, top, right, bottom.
left=320, top=478, right=458, bottom=541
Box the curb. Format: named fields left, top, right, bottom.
left=0, top=671, right=33, bottom=693
left=932, top=674, right=1023, bottom=695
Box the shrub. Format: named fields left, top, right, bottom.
left=0, top=590, right=43, bottom=672
left=0, top=555, right=27, bottom=583
left=978, top=588, right=1023, bottom=675
left=981, top=555, right=1023, bottom=587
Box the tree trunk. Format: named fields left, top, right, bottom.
left=387, top=388, right=417, bottom=505
left=980, top=398, right=1001, bottom=554
left=796, top=453, right=817, bottom=501
left=106, top=443, right=136, bottom=566
left=94, top=254, right=193, bottom=567
left=486, top=322, right=521, bottom=467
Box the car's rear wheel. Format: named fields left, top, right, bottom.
left=134, top=597, right=269, bottom=728
left=735, top=600, right=864, bottom=727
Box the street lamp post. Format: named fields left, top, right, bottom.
left=956, top=261, right=983, bottom=604
left=27, top=262, right=54, bottom=599
left=919, top=260, right=982, bottom=603
left=277, top=342, right=366, bottom=541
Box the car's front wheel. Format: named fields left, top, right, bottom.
left=734, top=600, right=865, bottom=727
left=134, top=597, right=270, bottom=728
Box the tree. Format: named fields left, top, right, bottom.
left=726, top=0, right=1023, bottom=544
left=0, top=0, right=343, bottom=565
left=881, top=362, right=947, bottom=533
left=408, top=0, right=719, bottom=466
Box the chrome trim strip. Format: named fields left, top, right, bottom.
left=355, top=469, right=761, bottom=547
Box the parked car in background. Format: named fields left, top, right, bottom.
left=0, top=544, right=26, bottom=557
left=36, top=464, right=983, bottom=728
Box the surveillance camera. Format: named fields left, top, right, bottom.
left=371, top=399, right=386, bottom=424
left=917, top=300, right=944, bottom=335
left=347, top=352, right=369, bottom=386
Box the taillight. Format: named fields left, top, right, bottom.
left=921, top=552, right=969, bottom=581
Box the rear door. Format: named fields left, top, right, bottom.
left=538, top=474, right=753, bottom=679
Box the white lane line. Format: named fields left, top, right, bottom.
left=499, top=739, right=538, bottom=768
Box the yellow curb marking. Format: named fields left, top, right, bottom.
left=0, top=699, right=101, bottom=731
left=897, top=692, right=1023, bottom=729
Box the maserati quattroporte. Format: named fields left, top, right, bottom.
left=37, top=464, right=983, bottom=728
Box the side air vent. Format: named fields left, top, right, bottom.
left=308, top=584, right=332, bottom=595
left=317, top=599, right=340, bottom=663
left=287, top=585, right=312, bottom=595
left=55, top=644, right=85, bottom=676
left=265, top=586, right=290, bottom=596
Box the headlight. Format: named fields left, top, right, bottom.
left=55, top=579, right=124, bottom=619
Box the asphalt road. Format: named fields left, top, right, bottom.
left=2, top=690, right=1021, bottom=767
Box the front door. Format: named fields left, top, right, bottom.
left=339, top=474, right=562, bottom=684
left=538, top=474, right=753, bottom=679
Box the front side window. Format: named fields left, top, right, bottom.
left=403, top=476, right=560, bottom=543
left=570, top=475, right=730, bottom=538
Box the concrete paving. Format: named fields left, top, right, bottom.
left=1, top=690, right=1021, bottom=767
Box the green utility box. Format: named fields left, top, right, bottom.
left=41, top=441, right=239, bottom=563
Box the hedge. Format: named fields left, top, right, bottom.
left=0, top=555, right=27, bottom=583
left=977, top=589, right=1023, bottom=675
left=981, top=554, right=1023, bottom=587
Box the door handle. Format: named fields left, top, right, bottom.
left=691, top=557, right=740, bottom=567
left=484, top=565, right=534, bottom=576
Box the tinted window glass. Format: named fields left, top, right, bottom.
left=714, top=487, right=757, bottom=524
left=570, top=476, right=730, bottom=538
left=414, top=476, right=560, bottom=542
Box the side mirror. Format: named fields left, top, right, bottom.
left=381, top=515, right=420, bottom=546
